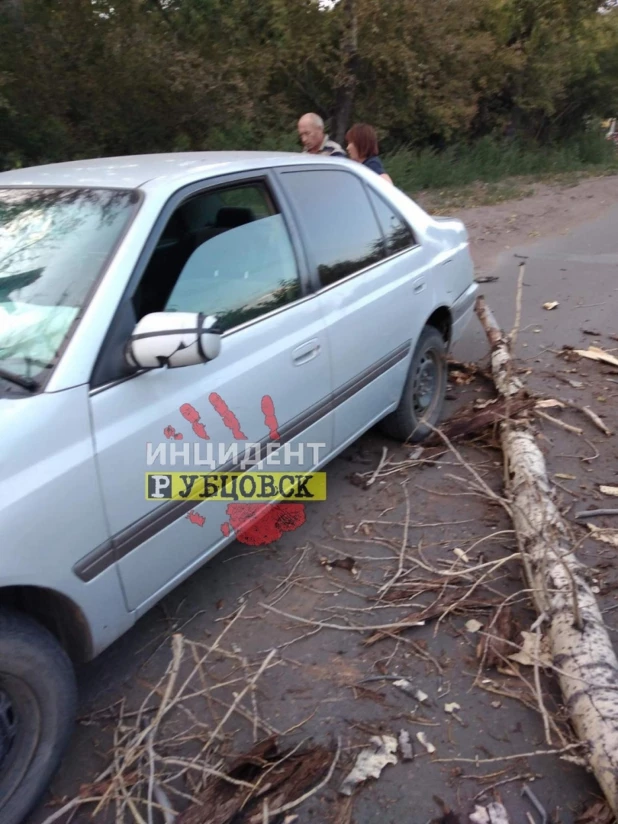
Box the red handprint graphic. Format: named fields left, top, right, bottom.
left=187, top=511, right=205, bottom=527
left=261, top=395, right=280, bottom=440
left=178, top=395, right=308, bottom=545
left=209, top=393, right=247, bottom=440
left=163, top=425, right=183, bottom=440
left=180, top=403, right=209, bottom=440
left=220, top=503, right=306, bottom=546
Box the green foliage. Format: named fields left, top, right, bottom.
left=1, top=0, right=618, bottom=179
left=383, top=131, right=618, bottom=193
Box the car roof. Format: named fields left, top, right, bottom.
left=0, top=151, right=349, bottom=191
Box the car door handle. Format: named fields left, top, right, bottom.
left=292, top=340, right=321, bottom=365
left=414, top=281, right=426, bottom=294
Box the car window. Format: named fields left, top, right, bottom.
left=133, top=182, right=301, bottom=333
left=280, top=169, right=386, bottom=287
left=0, top=187, right=138, bottom=385
left=366, top=187, right=416, bottom=255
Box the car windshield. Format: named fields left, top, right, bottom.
left=0, top=186, right=139, bottom=387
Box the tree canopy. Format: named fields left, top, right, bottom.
left=1, top=0, right=617, bottom=170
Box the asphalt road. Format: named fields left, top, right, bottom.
left=28, top=194, right=618, bottom=824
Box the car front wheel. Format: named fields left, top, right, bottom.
left=0, top=609, right=77, bottom=824
left=379, top=324, right=448, bottom=443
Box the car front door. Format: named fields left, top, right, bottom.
left=87, top=172, right=333, bottom=613
left=276, top=166, right=434, bottom=451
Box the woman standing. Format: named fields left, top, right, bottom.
left=345, top=123, right=393, bottom=184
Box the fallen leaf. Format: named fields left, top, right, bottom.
left=543, top=301, right=559, bottom=310
left=416, top=731, right=436, bottom=754
left=587, top=523, right=618, bottom=548
left=573, top=346, right=618, bottom=368
left=507, top=631, right=552, bottom=667
left=536, top=398, right=565, bottom=408
left=339, top=735, right=398, bottom=796
left=470, top=802, right=511, bottom=824
left=466, top=619, right=483, bottom=633
left=576, top=799, right=614, bottom=823
left=600, top=486, right=618, bottom=497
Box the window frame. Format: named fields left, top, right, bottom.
left=89, top=169, right=313, bottom=392
left=273, top=164, right=420, bottom=295
left=363, top=181, right=419, bottom=256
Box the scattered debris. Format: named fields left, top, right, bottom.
left=398, top=729, right=414, bottom=761
left=476, top=606, right=520, bottom=670
left=586, top=524, right=618, bottom=548
left=573, top=345, right=618, bottom=368
left=393, top=680, right=430, bottom=705
left=582, top=405, right=614, bottom=436
left=177, top=735, right=337, bottom=824
left=453, top=547, right=470, bottom=562
left=445, top=702, right=461, bottom=714
left=582, top=329, right=602, bottom=336
left=416, top=731, right=436, bottom=754
left=426, top=395, right=535, bottom=445
left=508, top=631, right=552, bottom=668
left=555, top=473, right=577, bottom=480
left=476, top=295, right=618, bottom=818
left=466, top=619, right=483, bottom=633
left=576, top=509, right=618, bottom=521
left=433, top=795, right=462, bottom=823
left=320, top=556, right=358, bottom=574
left=469, top=802, right=511, bottom=823
left=476, top=275, right=500, bottom=283
left=575, top=799, right=615, bottom=823
left=522, top=784, right=548, bottom=824
left=339, top=735, right=398, bottom=796
left=543, top=301, right=559, bottom=310
left=600, top=486, right=618, bottom=497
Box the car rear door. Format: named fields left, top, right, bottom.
left=86, top=171, right=333, bottom=613
left=275, top=165, right=435, bottom=451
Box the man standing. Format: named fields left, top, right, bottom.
left=297, top=113, right=346, bottom=156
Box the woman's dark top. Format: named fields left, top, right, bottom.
left=363, top=155, right=385, bottom=175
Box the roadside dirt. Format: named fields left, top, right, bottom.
left=28, top=174, right=618, bottom=824
left=448, top=173, right=618, bottom=276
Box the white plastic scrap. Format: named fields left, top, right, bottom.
left=444, top=702, right=461, bottom=714
left=469, top=802, right=511, bottom=823
left=339, top=735, right=398, bottom=796
left=398, top=729, right=414, bottom=761
left=415, top=731, right=436, bottom=754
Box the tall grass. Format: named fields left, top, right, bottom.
left=383, top=132, right=618, bottom=193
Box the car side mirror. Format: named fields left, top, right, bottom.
left=125, top=312, right=221, bottom=370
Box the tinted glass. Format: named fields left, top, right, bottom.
left=281, top=169, right=385, bottom=287
left=152, top=183, right=300, bottom=333
left=367, top=187, right=416, bottom=255
left=0, top=187, right=138, bottom=383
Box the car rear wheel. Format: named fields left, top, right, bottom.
left=0, top=609, right=77, bottom=824
left=379, top=324, right=447, bottom=443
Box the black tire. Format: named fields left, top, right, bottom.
left=379, top=324, right=448, bottom=443
left=0, top=608, right=77, bottom=824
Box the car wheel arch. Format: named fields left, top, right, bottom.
left=425, top=305, right=452, bottom=346
left=0, top=586, right=93, bottom=664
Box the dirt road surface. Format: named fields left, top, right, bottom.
left=28, top=174, right=618, bottom=824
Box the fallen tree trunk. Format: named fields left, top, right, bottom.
left=475, top=296, right=618, bottom=816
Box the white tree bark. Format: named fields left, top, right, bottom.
left=475, top=296, right=618, bottom=817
